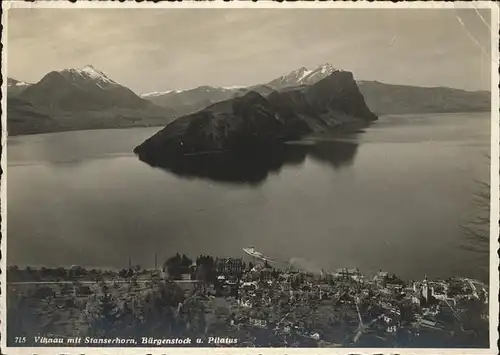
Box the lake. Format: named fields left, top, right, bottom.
left=7, top=112, right=491, bottom=281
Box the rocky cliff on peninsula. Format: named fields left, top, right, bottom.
left=134, top=70, right=376, bottom=162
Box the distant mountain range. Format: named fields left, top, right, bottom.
left=7, top=78, right=32, bottom=97
left=7, top=63, right=491, bottom=136
left=140, top=63, right=338, bottom=117
left=142, top=86, right=242, bottom=119
left=134, top=70, right=377, bottom=165
left=356, top=80, right=491, bottom=115
left=20, top=65, right=154, bottom=111
left=7, top=65, right=173, bottom=135
left=140, top=62, right=491, bottom=118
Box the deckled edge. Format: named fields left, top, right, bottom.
left=0, top=2, right=498, bottom=355
left=1, top=0, right=7, bottom=353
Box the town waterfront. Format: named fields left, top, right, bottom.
left=6, top=257, right=489, bottom=348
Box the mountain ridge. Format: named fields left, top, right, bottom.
left=140, top=63, right=490, bottom=117
left=7, top=77, right=32, bottom=97
left=356, top=80, right=490, bottom=115
left=7, top=66, right=175, bottom=135
left=7, top=63, right=491, bottom=136
left=133, top=70, right=377, bottom=162
left=18, top=65, right=155, bottom=111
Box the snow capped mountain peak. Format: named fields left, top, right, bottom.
left=141, top=85, right=245, bottom=98
left=316, top=62, right=335, bottom=70
left=295, top=67, right=312, bottom=82
left=268, top=62, right=339, bottom=88
left=81, top=64, right=103, bottom=75
left=296, top=63, right=338, bottom=85
left=220, top=85, right=245, bottom=90
left=310, top=63, right=336, bottom=76
left=77, top=65, right=115, bottom=84
left=271, top=67, right=311, bottom=87
left=294, top=67, right=309, bottom=75
left=60, top=65, right=116, bottom=87
left=140, top=63, right=340, bottom=100
left=7, top=77, right=30, bottom=87
left=141, top=90, right=181, bottom=98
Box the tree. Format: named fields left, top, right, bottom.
left=131, top=282, right=186, bottom=336
left=164, top=253, right=183, bottom=280
left=459, top=298, right=489, bottom=346
left=181, top=254, right=192, bottom=268
left=118, top=269, right=129, bottom=278
left=196, top=264, right=209, bottom=282
left=461, top=178, right=490, bottom=277
left=7, top=266, right=20, bottom=282
left=80, top=281, right=187, bottom=337
left=81, top=284, right=120, bottom=337
left=7, top=292, right=38, bottom=345
left=181, top=296, right=207, bottom=336
left=195, top=255, right=216, bottom=282
left=55, top=267, right=67, bottom=280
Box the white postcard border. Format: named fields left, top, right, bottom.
left=1, top=1, right=498, bottom=354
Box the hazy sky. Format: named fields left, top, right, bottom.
left=8, top=8, right=492, bottom=94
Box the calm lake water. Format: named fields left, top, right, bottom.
left=7, top=112, right=491, bottom=281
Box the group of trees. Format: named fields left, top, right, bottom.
left=118, top=265, right=142, bottom=279
left=7, top=287, right=42, bottom=345
left=194, top=255, right=217, bottom=282
left=163, top=253, right=194, bottom=280
left=163, top=253, right=247, bottom=282
left=80, top=280, right=206, bottom=338
left=8, top=278, right=208, bottom=343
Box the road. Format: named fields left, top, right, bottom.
left=7, top=280, right=203, bottom=285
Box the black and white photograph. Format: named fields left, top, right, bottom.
left=1, top=2, right=499, bottom=353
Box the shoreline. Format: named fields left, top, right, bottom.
left=6, top=262, right=490, bottom=287
left=6, top=109, right=491, bottom=138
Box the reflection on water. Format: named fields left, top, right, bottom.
left=137, top=140, right=359, bottom=185
left=7, top=112, right=491, bottom=282
left=307, top=140, right=359, bottom=170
